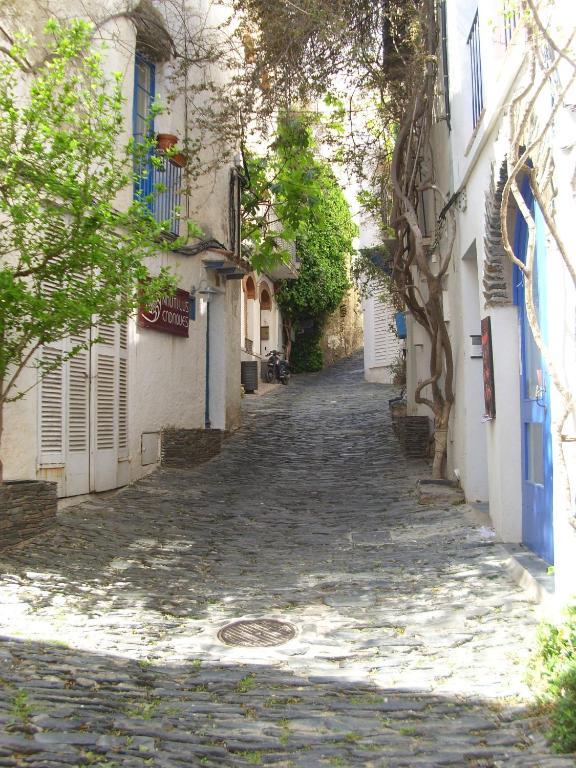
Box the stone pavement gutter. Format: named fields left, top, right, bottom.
left=0, top=353, right=572, bottom=767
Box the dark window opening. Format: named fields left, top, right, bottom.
left=440, top=1, right=451, bottom=130
left=467, top=9, right=484, bottom=129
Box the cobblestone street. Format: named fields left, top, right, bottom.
left=0, top=355, right=571, bottom=767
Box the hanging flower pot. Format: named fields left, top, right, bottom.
left=156, top=133, right=178, bottom=151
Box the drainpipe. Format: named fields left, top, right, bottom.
left=204, top=300, right=211, bottom=429
left=197, top=285, right=220, bottom=430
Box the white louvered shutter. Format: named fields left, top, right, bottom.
left=373, top=301, right=402, bottom=366
left=91, top=321, right=127, bottom=491
left=96, top=352, right=116, bottom=450
left=68, top=333, right=89, bottom=455
left=118, top=323, right=128, bottom=459
left=39, top=347, right=65, bottom=464
left=64, top=331, right=91, bottom=496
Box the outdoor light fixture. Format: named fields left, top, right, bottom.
left=190, top=281, right=222, bottom=304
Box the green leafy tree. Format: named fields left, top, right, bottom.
left=241, top=112, right=324, bottom=273
left=0, top=19, right=180, bottom=481
left=276, top=162, right=357, bottom=371
left=240, top=112, right=356, bottom=371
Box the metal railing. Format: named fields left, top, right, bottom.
left=503, top=1, right=519, bottom=47
left=440, top=0, right=451, bottom=130
left=467, top=9, right=484, bottom=129
left=134, top=155, right=182, bottom=237
left=153, top=158, right=182, bottom=237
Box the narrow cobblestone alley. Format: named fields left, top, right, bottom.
left=0, top=355, right=571, bottom=768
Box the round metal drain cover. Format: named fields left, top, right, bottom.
left=217, top=619, right=297, bottom=647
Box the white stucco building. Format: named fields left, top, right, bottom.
left=403, top=0, right=576, bottom=601
left=240, top=259, right=299, bottom=378
left=1, top=0, right=246, bottom=497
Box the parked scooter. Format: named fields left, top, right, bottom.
left=265, top=350, right=290, bottom=385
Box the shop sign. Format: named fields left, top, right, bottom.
left=139, top=289, right=190, bottom=337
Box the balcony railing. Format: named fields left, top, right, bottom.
left=503, top=1, right=519, bottom=47
left=467, top=9, right=484, bottom=129
left=135, top=156, right=182, bottom=238
left=154, top=158, right=182, bottom=237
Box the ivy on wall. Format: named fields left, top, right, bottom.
left=276, top=162, right=357, bottom=372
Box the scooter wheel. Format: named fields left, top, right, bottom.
left=265, top=369, right=275, bottom=383
left=280, top=376, right=289, bottom=385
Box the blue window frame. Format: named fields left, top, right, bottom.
left=133, top=54, right=182, bottom=237
left=133, top=54, right=155, bottom=203
left=467, top=9, right=484, bottom=129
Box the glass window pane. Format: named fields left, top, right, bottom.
left=526, top=422, right=544, bottom=485
left=523, top=246, right=542, bottom=399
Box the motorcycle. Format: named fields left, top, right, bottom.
left=265, top=350, right=290, bottom=385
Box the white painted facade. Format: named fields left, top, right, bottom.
left=358, top=211, right=404, bottom=384
left=363, top=297, right=404, bottom=385
left=1, top=1, right=244, bottom=496
left=240, top=267, right=297, bottom=379
left=403, top=0, right=576, bottom=599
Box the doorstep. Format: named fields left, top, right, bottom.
left=462, top=502, right=555, bottom=614
left=502, top=542, right=556, bottom=614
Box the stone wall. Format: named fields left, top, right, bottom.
left=161, top=429, right=227, bottom=469
left=0, top=481, right=57, bottom=550
left=320, top=284, right=364, bottom=367
left=392, top=416, right=431, bottom=458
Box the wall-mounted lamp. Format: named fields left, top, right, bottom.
left=190, top=281, right=222, bottom=304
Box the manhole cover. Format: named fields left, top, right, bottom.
left=217, top=619, right=297, bottom=647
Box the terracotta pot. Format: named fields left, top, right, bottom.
left=170, top=152, right=187, bottom=168
left=156, top=133, right=178, bottom=151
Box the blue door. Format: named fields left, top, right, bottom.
left=513, top=179, right=554, bottom=563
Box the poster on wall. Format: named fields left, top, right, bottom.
left=139, top=289, right=190, bottom=337
left=481, top=316, right=496, bottom=419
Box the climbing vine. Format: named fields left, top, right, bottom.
left=275, top=162, right=357, bottom=371
left=240, top=113, right=324, bottom=274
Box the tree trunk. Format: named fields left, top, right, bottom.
left=432, top=402, right=452, bottom=480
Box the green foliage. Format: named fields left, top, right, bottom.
left=290, top=331, right=323, bottom=373
left=0, top=19, right=178, bottom=407
left=241, top=112, right=324, bottom=273
left=529, top=603, right=576, bottom=753
left=276, top=163, right=355, bottom=319
left=9, top=689, right=33, bottom=722
left=240, top=110, right=356, bottom=375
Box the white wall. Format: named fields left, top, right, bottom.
left=0, top=1, right=243, bottom=494
left=441, top=0, right=576, bottom=600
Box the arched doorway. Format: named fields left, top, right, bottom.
left=259, top=285, right=272, bottom=357
left=244, top=276, right=256, bottom=354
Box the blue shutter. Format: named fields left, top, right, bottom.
left=133, top=54, right=156, bottom=206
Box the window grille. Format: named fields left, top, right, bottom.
left=467, top=9, right=484, bottom=129
left=133, top=54, right=181, bottom=237
left=503, top=1, right=519, bottom=47
left=440, top=1, right=451, bottom=130
left=153, top=158, right=182, bottom=237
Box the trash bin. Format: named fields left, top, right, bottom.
left=241, top=361, right=258, bottom=393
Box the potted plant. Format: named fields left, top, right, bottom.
left=156, top=133, right=178, bottom=151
